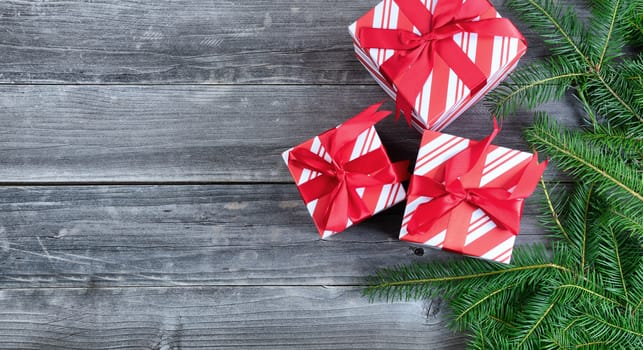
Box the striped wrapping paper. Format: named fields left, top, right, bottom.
left=348, top=0, right=527, bottom=132
left=400, top=130, right=538, bottom=263
left=282, top=125, right=406, bottom=238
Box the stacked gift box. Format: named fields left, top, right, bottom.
left=349, top=0, right=527, bottom=131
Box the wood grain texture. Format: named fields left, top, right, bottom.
left=0, top=0, right=549, bottom=84
left=0, top=0, right=580, bottom=347
left=0, top=286, right=466, bottom=349
left=0, top=184, right=549, bottom=288
left=0, top=85, right=576, bottom=183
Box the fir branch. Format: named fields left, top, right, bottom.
left=547, top=271, right=637, bottom=348
left=608, top=225, right=629, bottom=302
left=488, top=315, right=517, bottom=329
left=364, top=259, right=568, bottom=302
left=595, top=223, right=643, bottom=305
left=486, top=59, right=585, bottom=117
left=494, top=1, right=643, bottom=125
left=563, top=317, right=581, bottom=333
left=630, top=266, right=643, bottom=317
left=579, top=128, right=643, bottom=161
left=557, top=182, right=599, bottom=274
left=629, top=257, right=643, bottom=313
left=514, top=292, right=558, bottom=348
left=554, top=284, right=623, bottom=307
left=620, top=54, right=643, bottom=88
left=365, top=1, right=642, bottom=348
left=574, top=88, right=600, bottom=128
left=581, top=313, right=643, bottom=338
left=608, top=209, right=643, bottom=238
left=579, top=184, right=593, bottom=273
left=606, top=204, right=643, bottom=240
left=370, top=263, right=567, bottom=287
left=540, top=179, right=570, bottom=243
left=507, top=0, right=592, bottom=66
left=546, top=336, right=566, bottom=349
left=490, top=72, right=581, bottom=116
left=627, top=2, right=643, bottom=47
left=590, top=0, right=627, bottom=68
left=634, top=298, right=643, bottom=315
left=586, top=66, right=643, bottom=128
left=517, top=301, right=555, bottom=347
left=525, top=115, right=643, bottom=206
left=596, top=1, right=618, bottom=68
left=454, top=283, right=518, bottom=322
left=574, top=340, right=609, bottom=348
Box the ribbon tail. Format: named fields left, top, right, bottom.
left=387, top=45, right=434, bottom=128
left=347, top=185, right=374, bottom=225
left=391, top=160, right=410, bottom=182
left=469, top=188, right=524, bottom=235
left=442, top=202, right=476, bottom=254
left=321, top=181, right=372, bottom=233
left=329, top=102, right=392, bottom=157
left=350, top=100, right=387, bottom=121
left=394, top=106, right=402, bottom=123
left=323, top=184, right=351, bottom=233
left=395, top=95, right=415, bottom=127
left=510, top=154, right=548, bottom=199
left=378, top=45, right=426, bottom=128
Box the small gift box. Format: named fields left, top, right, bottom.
left=349, top=0, right=527, bottom=131
left=282, top=102, right=409, bottom=238
left=400, top=121, right=547, bottom=263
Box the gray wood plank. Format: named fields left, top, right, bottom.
left=0, top=184, right=549, bottom=288
left=0, top=0, right=583, bottom=348
left=0, top=85, right=576, bottom=183
left=0, top=0, right=549, bottom=84
left=0, top=286, right=465, bottom=349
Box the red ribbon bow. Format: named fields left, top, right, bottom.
left=358, top=0, right=525, bottom=125
left=288, top=102, right=410, bottom=233
left=406, top=120, right=547, bottom=253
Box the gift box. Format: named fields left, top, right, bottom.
left=349, top=0, right=527, bottom=132
left=400, top=122, right=547, bottom=263
left=282, top=102, right=409, bottom=238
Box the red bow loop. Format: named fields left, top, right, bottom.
left=289, top=102, right=410, bottom=233
left=357, top=0, right=525, bottom=125
left=406, top=122, right=546, bottom=253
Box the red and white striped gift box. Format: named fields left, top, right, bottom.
left=349, top=0, right=527, bottom=132
left=282, top=125, right=406, bottom=238
left=400, top=130, right=539, bottom=263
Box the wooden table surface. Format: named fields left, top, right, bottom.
left=0, top=1, right=577, bottom=348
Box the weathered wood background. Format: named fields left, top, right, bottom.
left=0, top=1, right=578, bottom=348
